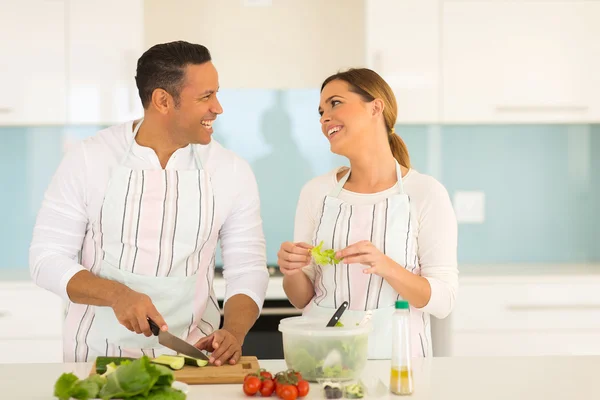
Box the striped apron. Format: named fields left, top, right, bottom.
left=303, top=161, right=432, bottom=359
left=63, top=119, right=221, bottom=362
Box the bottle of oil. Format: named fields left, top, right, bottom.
left=390, top=300, right=413, bottom=395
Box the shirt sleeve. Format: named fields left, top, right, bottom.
left=413, top=178, right=459, bottom=319
left=219, top=157, right=269, bottom=313
left=29, top=142, right=88, bottom=301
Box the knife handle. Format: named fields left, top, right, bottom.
left=148, top=318, right=160, bottom=336
left=327, top=301, right=349, bottom=327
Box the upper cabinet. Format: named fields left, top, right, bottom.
left=143, top=0, right=365, bottom=89
left=0, top=0, right=66, bottom=125
left=67, top=0, right=144, bottom=124
left=365, top=0, right=441, bottom=124
left=441, top=0, right=600, bottom=123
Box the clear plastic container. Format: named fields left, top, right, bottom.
left=278, top=316, right=371, bottom=382
left=390, top=300, right=414, bottom=395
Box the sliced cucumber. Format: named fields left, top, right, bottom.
left=95, top=357, right=135, bottom=374
left=180, top=354, right=209, bottom=367
left=151, top=355, right=185, bottom=370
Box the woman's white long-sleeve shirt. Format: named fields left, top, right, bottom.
left=29, top=121, right=269, bottom=311
left=295, top=167, right=459, bottom=319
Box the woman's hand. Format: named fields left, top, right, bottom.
left=336, top=240, right=398, bottom=278
left=277, top=242, right=313, bottom=276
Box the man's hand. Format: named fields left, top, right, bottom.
left=111, top=288, right=168, bottom=337
left=194, top=329, right=242, bottom=366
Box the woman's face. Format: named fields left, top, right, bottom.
left=319, top=79, right=375, bottom=157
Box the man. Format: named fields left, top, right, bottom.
left=29, top=41, right=269, bottom=366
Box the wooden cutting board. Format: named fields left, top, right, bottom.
left=91, top=356, right=260, bottom=385
left=173, top=356, right=260, bottom=384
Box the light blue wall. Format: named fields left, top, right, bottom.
left=0, top=89, right=598, bottom=268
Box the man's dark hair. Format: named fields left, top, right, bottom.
left=135, top=41, right=212, bottom=108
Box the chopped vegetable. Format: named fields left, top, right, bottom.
left=54, top=356, right=185, bottom=400
left=344, top=383, right=365, bottom=398
left=151, top=355, right=185, bottom=370
left=286, top=335, right=368, bottom=381
left=311, top=241, right=342, bottom=266
left=180, top=354, right=208, bottom=367
left=95, top=356, right=135, bottom=375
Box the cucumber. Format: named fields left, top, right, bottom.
left=181, top=354, right=209, bottom=367
left=151, top=355, right=185, bottom=370
left=95, top=357, right=135, bottom=374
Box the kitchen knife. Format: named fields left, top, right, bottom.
left=148, top=318, right=210, bottom=362
left=326, top=301, right=349, bottom=327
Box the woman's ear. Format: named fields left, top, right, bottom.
left=371, top=98, right=385, bottom=117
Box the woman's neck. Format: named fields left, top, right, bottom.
left=342, top=150, right=400, bottom=193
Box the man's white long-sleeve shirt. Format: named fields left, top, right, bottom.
left=29, top=121, right=269, bottom=311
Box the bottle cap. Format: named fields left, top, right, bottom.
left=395, top=300, right=409, bottom=309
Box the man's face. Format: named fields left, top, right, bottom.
left=170, top=61, right=223, bottom=145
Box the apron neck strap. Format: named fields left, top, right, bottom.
left=120, top=119, right=205, bottom=170
left=328, top=160, right=405, bottom=198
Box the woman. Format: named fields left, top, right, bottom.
left=277, top=68, right=458, bottom=359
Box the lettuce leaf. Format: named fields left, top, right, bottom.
left=311, top=241, right=342, bottom=265
left=53, top=356, right=183, bottom=399
left=54, top=373, right=106, bottom=400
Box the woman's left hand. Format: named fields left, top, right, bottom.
left=336, top=240, right=398, bottom=278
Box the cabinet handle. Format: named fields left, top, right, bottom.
left=0, top=107, right=13, bottom=114
left=495, top=105, right=588, bottom=113
left=0, top=310, right=10, bottom=318
left=507, top=304, right=600, bottom=311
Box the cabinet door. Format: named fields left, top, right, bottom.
left=143, top=0, right=365, bottom=89
left=67, top=0, right=144, bottom=124
left=365, top=0, right=440, bottom=123
left=442, top=1, right=600, bottom=123
left=0, top=0, right=66, bottom=125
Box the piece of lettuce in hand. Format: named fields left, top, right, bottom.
left=311, top=241, right=342, bottom=265
left=98, top=356, right=162, bottom=399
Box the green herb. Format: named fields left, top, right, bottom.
left=311, top=241, right=342, bottom=266
left=53, top=356, right=185, bottom=400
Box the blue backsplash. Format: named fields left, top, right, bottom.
left=1, top=89, right=598, bottom=269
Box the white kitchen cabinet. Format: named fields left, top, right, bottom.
left=365, top=0, right=441, bottom=123
left=442, top=1, right=600, bottom=123
left=0, top=0, right=66, bottom=125
left=143, top=0, right=365, bottom=89
left=0, top=281, right=65, bottom=363
left=451, top=272, right=600, bottom=356
left=67, top=0, right=144, bottom=124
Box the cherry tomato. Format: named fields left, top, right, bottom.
left=243, top=376, right=262, bottom=396
left=280, top=384, right=299, bottom=400
left=293, top=372, right=303, bottom=382
left=296, top=380, right=309, bottom=397
left=259, top=378, right=275, bottom=397
left=259, top=370, right=273, bottom=380
left=275, top=381, right=284, bottom=398
left=244, top=373, right=258, bottom=382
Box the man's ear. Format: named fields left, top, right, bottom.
left=151, top=88, right=173, bottom=114
left=371, top=98, right=385, bottom=117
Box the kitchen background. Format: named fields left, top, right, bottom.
left=1, top=0, right=599, bottom=363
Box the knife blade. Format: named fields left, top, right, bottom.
left=326, top=301, right=349, bottom=327
left=148, top=319, right=210, bottom=361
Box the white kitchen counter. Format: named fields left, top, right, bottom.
left=1, top=356, right=599, bottom=400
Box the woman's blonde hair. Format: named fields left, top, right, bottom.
left=321, top=68, right=410, bottom=168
